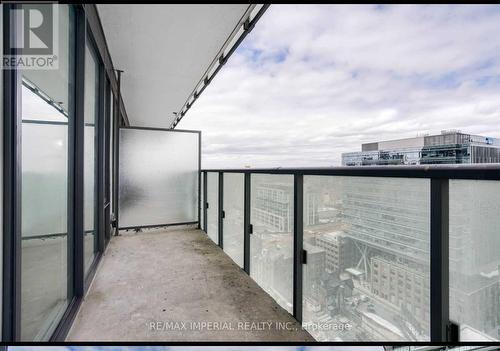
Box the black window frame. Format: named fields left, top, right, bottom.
left=2, top=4, right=122, bottom=341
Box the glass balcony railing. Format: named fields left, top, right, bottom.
left=200, top=165, right=500, bottom=342
left=223, top=173, right=245, bottom=268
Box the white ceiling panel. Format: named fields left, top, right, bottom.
left=97, top=4, right=254, bottom=128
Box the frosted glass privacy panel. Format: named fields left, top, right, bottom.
left=449, top=180, right=500, bottom=341
left=302, top=176, right=430, bottom=341
left=119, top=129, right=199, bottom=228
left=250, top=174, right=294, bottom=314
left=223, top=173, right=244, bottom=268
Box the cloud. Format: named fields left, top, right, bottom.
left=178, top=4, right=500, bottom=168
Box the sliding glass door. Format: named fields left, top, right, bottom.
left=3, top=3, right=114, bottom=341
left=20, top=4, right=74, bottom=341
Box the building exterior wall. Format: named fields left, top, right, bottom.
left=343, top=132, right=500, bottom=166
left=371, top=256, right=430, bottom=333
left=470, top=145, right=500, bottom=163
left=420, top=144, right=470, bottom=164
left=254, top=185, right=292, bottom=232
left=253, top=183, right=319, bottom=232
left=379, top=136, right=425, bottom=151
left=303, top=243, right=326, bottom=302
left=340, top=177, right=430, bottom=264
left=315, top=232, right=357, bottom=273
left=362, top=142, right=378, bottom=152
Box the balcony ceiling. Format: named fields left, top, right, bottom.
left=97, top=4, right=256, bottom=128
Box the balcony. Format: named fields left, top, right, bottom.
left=2, top=3, right=500, bottom=345
left=66, top=226, right=311, bottom=341
left=74, top=164, right=500, bottom=342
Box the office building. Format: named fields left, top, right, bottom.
left=342, top=130, right=500, bottom=166
left=253, top=182, right=319, bottom=232
left=314, top=231, right=357, bottom=273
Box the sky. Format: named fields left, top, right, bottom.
left=178, top=4, right=500, bottom=168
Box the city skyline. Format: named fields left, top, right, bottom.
left=178, top=4, right=500, bottom=168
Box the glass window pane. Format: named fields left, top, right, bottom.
left=303, top=176, right=430, bottom=341
left=223, top=173, right=244, bottom=268
left=206, top=172, right=219, bottom=244
left=450, top=180, right=500, bottom=341
left=20, top=4, right=74, bottom=341
left=84, top=40, right=99, bottom=275
left=250, top=174, right=294, bottom=314
left=118, top=129, right=199, bottom=227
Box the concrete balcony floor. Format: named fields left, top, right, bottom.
left=67, top=226, right=313, bottom=341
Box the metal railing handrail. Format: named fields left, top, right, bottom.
left=202, top=164, right=500, bottom=180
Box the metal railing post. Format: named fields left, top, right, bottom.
left=203, top=171, right=207, bottom=232
left=243, top=172, right=251, bottom=274
left=293, top=173, right=304, bottom=322
left=430, top=178, right=450, bottom=341
left=197, top=132, right=201, bottom=229
left=218, top=172, right=224, bottom=248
